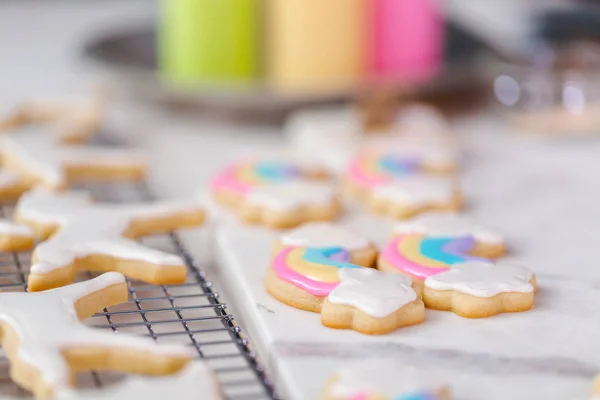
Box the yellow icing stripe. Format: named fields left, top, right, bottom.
left=399, top=235, right=449, bottom=268
left=237, top=167, right=263, bottom=185
left=287, top=248, right=340, bottom=283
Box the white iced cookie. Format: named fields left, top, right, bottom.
left=0, top=94, right=105, bottom=142
left=280, top=222, right=370, bottom=250
left=394, top=103, right=450, bottom=132
left=15, top=189, right=205, bottom=291
left=320, top=268, right=425, bottom=334
left=239, top=181, right=341, bottom=229
left=0, top=218, right=35, bottom=251
left=368, top=175, right=462, bottom=219
left=0, top=272, right=192, bottom=399
left=0, top=129, right=147, bottom=190
left=284, top=106, right=362, bottom=173
left=392, top=212, right=506, bottom=258
left=57, top=361, right=223, bottom=400
left=321, top=360, right=451, bottom=399
left=423, top=261, right=537, bottom=318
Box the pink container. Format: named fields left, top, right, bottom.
left=368, top=0, right=443, bottom=83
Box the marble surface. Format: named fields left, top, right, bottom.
left=212, top=116, right=600, bottom=400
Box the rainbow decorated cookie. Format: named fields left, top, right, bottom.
left=266, top=224, right=423, bottom=334
left=367, top=175, right=462, bottom=219
left=378, top=214, right=505, bottom=287
left=321, top=361, right=451, bottom=400
left=210, top=153, right=336, bottom=228
left=392, top=213, right=506, bottom=258
left=344, top=136, right=457, bottom=201
left=423, top=261, right=536, bottom=318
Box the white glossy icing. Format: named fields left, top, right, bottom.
left=0, top=219, right=33, bottom=237
left=329, top=360, right=445, bottom=398
left=327, top=268, right=416, bottom=318
left=372, top=175, right=456, bottom=206
left=57, top=361, right=221, bottom=400
left=0, top=129, right=146, bottom=187
left=15, top=190, right=202, bottom=274
left=0, top=272, right=191, bottom=389
left=246, top=181, right=336, bottom=211
left=394, top=103, right=450, bottom=132
left=280, top=222, right=370, bottom=250
left=424, top=261, right=534, bottom=298
left=0, top=170, right=19, bottom=189
left=393, top=212, right=504, bottom=245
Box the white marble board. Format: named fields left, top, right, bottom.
left=213, top=116, right=600, bottom=400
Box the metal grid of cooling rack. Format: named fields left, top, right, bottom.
left=0, top=181, right=276, bottom=400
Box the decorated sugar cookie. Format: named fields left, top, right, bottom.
left=0, top=130, right=147, bottom=190
left=321, top=268, right=424, bottom=334
left=423, top=261, right=536, bottom=318
left=210, top=153, right=335, bottom=228
left=0, top=94, right=104, bottom=142
left=57, top=361, right=223, bottom=400
left=367, top=175, right=462, bottom=219
left=344, top=136, right=457, bottom=201
left=0, top=218, right=35, bottom=251
left=267, top=225, right=423, bottom=334
left=321, top=360, right=451, bottom=400
left=378, top=213, right=505, bottom=288
left=15, top=189, right=205, bottom=291
left=392, top=213, right=506, bottom=258
left=274, top=222, right=378, bottom=267
left=0, top=272, right=192, bottom=399
left=240, top=180, right=341, bottom=229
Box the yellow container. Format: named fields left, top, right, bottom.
left=267, top=0, right=366, bottom=93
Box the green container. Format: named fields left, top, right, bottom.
left=159, top=0, right=258, bottom=84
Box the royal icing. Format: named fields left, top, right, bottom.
left=246, top=181, right=335, bottom=211
left=280, top=222, right=370, bottom=250
left=210, top=154, right=325, bottom=196
left=327, top=269, right=416, bottom=318
left=371, top=175, right=455, bottom=206
left=394, top=103, right=450, bottom=132
left=346, top=138, right=455, bottom=190
left=0, top=219, right=33, bottom=236
left=16, top=190, right=200, bottom=275
left=0, top=170, right=19, bottom=189
left=0, top=129, right=146, bottom=187
left=393, top=213, right=504, bottom=245
left=328, top=360, right=446, bottom=399
left=57, top=361, right=221, bottom=400
left=380, top=234, right=487, bottom=280
left=0, top=272, right=191, bottom=390
left=272, top=246, right=361, bottom=296
left=424, top=261, right=534, bottom=298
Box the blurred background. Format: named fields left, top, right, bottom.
left=4, top=0, right=600, bottom=130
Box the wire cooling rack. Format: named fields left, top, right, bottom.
left=0, top=180, right=276, bottom=400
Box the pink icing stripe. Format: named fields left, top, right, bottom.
left=347, top=158, right=388, bottom=188
left=381, top=236, right=448, bottom=280
left=210, top=166, right=251, bottom=194
left=272, top=247, right=339, bottom=297
left=348, top=394, right=369, bottom=400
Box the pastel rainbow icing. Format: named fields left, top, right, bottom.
left=381, top=233, right=487, bottom=280
left=211, top=160, right=302, bottom=194
left=348, top=392, right=438, bottom=400
left=346, top=152, right=419, bottom=188
left=272, top=246, right=361, bottom=296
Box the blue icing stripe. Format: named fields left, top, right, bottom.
left=397, top=393, right=438, bottom=400
left=302, top=247, right=361, bottom=270
left=379, top=155, right=419, bottom=176
left=419, top=236, right=475, bottom=265
left=255, top=162, right=298, bottom=181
